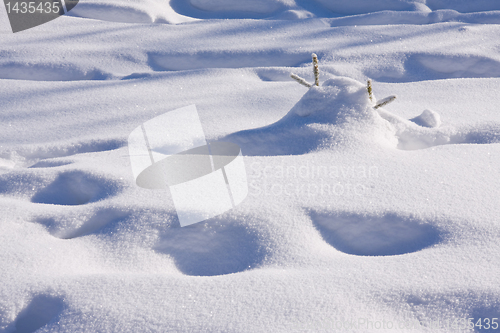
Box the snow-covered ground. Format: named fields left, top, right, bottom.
left=1, top=0, right=500, bottom=332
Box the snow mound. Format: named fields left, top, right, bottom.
left=410, top=109, right=441, bottom=128
left=316, top=0, right=500, bottom=16
left=189, top=0, right=290, bottom=14
left=327, top=9, right=500, bottom=27
left=313, top=0, right=430, bottom=15
left=426, top=0, right=500, bottom=13
left=413, top=54, right=500, bottom=80
left=224, top=76, right=398, bottom=155
left=67, top=0, right=196, bottom=24
left=225, top=74, right=500, bottom=153
left=378, top=107, right=500, bottom=150
left=272, top=9, right=315, bottom=20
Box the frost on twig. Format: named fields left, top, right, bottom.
left=367, top=79, right=396, bottom=109
left=312, top=53, right=320, bottom=86
left=290, top=73, right=312, bottom=88
left=367, top=80, right=373, bottom=102
left=290, top=52, right=320, bottom=88
left=374, top=95, right=396, bottom=109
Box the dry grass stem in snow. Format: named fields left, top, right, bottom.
left=290, top=73, right=312, bottom=88
left=374, top=95, right=397, bottom=109
left=367, top=80, right=373, bottom=102
left=312, top=53, right=320, bottom=86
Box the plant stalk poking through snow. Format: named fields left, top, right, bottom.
left=312, top=53, right=320, bottom=86
left=290, top=53, right=321, bottom=88
left=374, top=95, right=396, bottom=109
left=367, top=80, right=373, bottom=102
left=290, top=58, right=397, bottom=111
left=367, top=79, right=397, bottom=109
left=291, top=73, right=312, bottom=88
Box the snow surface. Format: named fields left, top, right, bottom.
left=1, top=0, right=500, bottom=332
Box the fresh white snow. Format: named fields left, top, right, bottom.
left=1, top=0, right=500, bottom=332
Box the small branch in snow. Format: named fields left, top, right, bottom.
left=367, top=80, right=373, bottom=102
left=374, top=95, right=396, bottom=109
left=312, top=53, right=320, bottom=86
left=290, top=73, right=312, bottom=88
